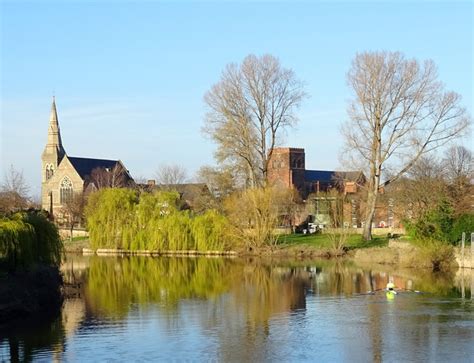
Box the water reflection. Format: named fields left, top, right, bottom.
left=1, top=256, right=473, bottom=362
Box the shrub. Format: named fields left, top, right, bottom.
left=449, top=213, right=474, bottom=245
left=404, top=200, right=472, bottom=245
left=223, top=187, right=296, bottom=249
left=416, top=239, right=456, bottom=272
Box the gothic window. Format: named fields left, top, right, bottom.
left=46, top=164, right=54, bottom=180
left=60, top=177, right=73, bottom=204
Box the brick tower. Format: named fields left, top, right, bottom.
left=267, top=147, right=306, bottom=193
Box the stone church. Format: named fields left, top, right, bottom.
left=41, top=98, right=133, bottom=219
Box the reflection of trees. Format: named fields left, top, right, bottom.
left=234, top=262, right=310, bottom=324
left=83, top=257, right=313, bottom=322
left=411, top=270, right=458, bottom=296
left=84, top=256, right=236, bottom=318
left=3, top=256, right=472, bottom=361
left=200, top=261, right=313, bottom=362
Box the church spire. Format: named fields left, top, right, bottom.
left=42, top=96, right=66, bottom=162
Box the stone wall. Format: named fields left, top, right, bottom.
left=455, top=246, right=473, bottom=269
left=58, top=228, right=89, bottom=240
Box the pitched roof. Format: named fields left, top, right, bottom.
left=68, top=156, right=120, bottom=179
left=304, top=170, right=363, bottom=183
left=304, top=170, right=335, bottom=183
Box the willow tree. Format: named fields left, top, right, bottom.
left=204, top=54, right=306, bottom=187
left=343, top=51, right=470, bottom=240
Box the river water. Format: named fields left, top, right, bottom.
left=1, top=255, right=473, bottom=362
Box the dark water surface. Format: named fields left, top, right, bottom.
left=1, top=255, right=473, bottom=362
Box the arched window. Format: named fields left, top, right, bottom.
left=60, top=177, right=73, bottom=204
left=46, top=164, right=55, bottom=180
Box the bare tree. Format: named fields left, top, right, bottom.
left=155, top=164, right=188, bottom=186
left=60, top=193, right=85, bottom=241
left=196, top=165, right=237, bottom=199
left=0, top=165, right=30, bottom=214
left=204, top=54, right=306, bottom=187
left=319, top=189, right=351, bottom=255
left=224, top=186, right=297, bottom=249
left=442, top=145, right=472, bottom=182
left=343, top=51, right=470, bottom=240
left=90, top=163, right=130, bottom=189
left=387, top=155, right=447, bottom=221
left=442, top=145, right=473, bottom=215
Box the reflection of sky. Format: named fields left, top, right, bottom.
left=56, top=294, right=474, bottom=362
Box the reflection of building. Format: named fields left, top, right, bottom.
left=41, top=98, right=133, bottom=219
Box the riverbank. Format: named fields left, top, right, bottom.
left=0, top=266, right=63, bottom=328
left=64, top=233, right=388, bottom=258
left=64, top=234, right=473, bottom=270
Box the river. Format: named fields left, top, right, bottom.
left=1, top=255, right=473, bottom=362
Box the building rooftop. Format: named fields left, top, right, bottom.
left=68, top=156, right=120, bottom=179
left=304, top=170, right=362, bottom=183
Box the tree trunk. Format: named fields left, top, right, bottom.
left=362, top=187, right=377, bottom=240
left=70, top=224, right=74, bottom=242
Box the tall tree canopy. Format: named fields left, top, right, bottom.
left=204, top=54, right=306, bottom=187
left=343, top=51, right=470, bottom=240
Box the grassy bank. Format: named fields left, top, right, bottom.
left=65, top=232, right=391, bottom=256
left=277, top=233, right=389, bottom=250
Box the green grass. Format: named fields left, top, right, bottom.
left=277, top=233, right=389, bottom=250
left=63, top=235, right=89, bottom=242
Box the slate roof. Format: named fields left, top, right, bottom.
left=304, top=170, right=335, bottom=183
left=68, top=156, right=120, bottom=179
left=304, top=170, right=363, bottom=183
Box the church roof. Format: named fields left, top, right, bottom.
left=304, top=170, right=363, bottom=183
left=304, top=170, right=335, bottom=183
left=68, top=156, right=120, bottom=179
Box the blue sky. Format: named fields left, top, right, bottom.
left=1, top=0, right=472, bottom=197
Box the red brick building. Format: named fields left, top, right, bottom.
left=268, top=147, right=365, bottom=199
left=268, top=147, right=399, bottom=229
